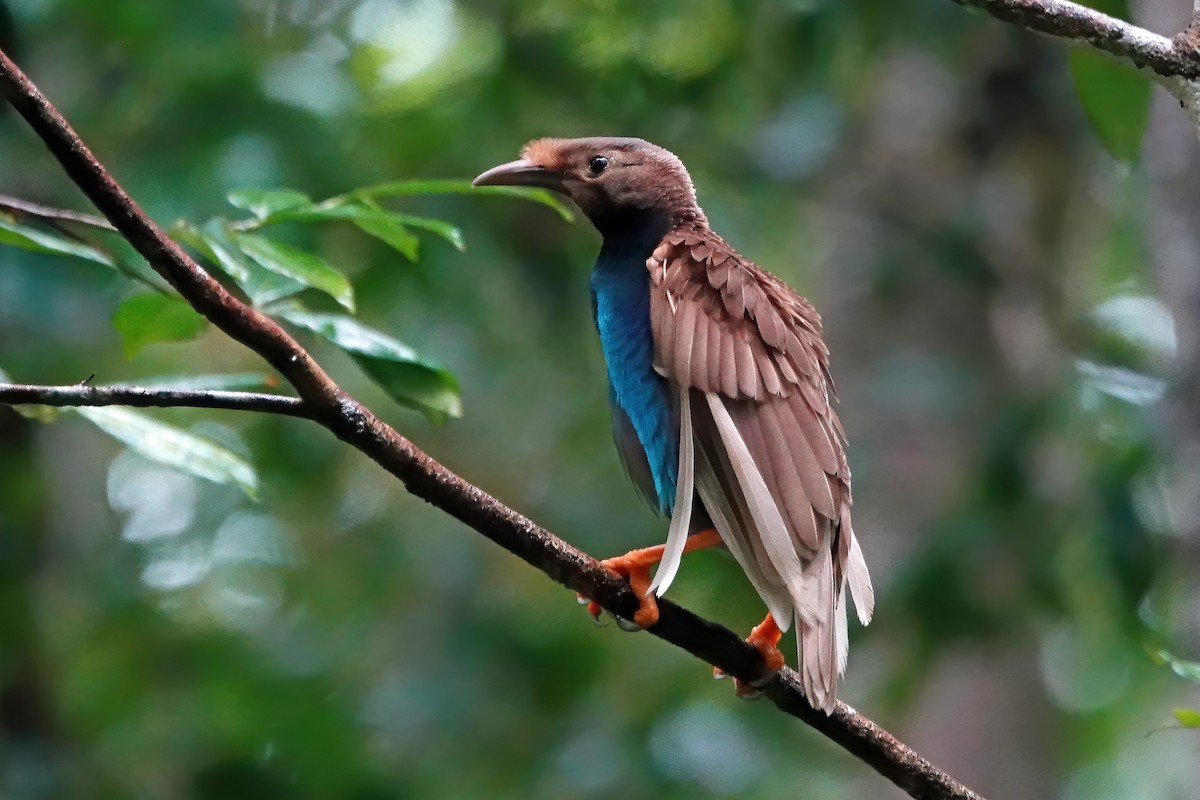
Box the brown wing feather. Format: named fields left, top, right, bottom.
left=647, top=226, right=872, bottom=710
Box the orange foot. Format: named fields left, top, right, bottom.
left=579, top=529, right=722, bottom=630
left=714, top=612, right=786, bottom=697
left=586, top=549, right=660, bottom=628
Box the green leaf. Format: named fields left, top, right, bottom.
left=1153, top=649, right=1200, bottom=683
left=1080, top=0, right=1129, bottom=18
left=112, top=293, right=208, bottom=358
left=285, top=203, right=466, bottom=253
left=249, top=203, right=423, bottom=260
left=1174, top=708, right=1200, bottom=728
left=356, top=358, right=462, bottom=424
left=139, top=373, right=277, bottom=391
left=13, top=404, right=61, bottom=423
left=358, top=179, right=575, bottom=222
left=0, top=218, right=116, bottom=268
left=227, top=188, right=314, bottom=221
left=73, top=407, right=258, bottom=499
left=350, top=215, right=421, bottom=261
left=393, top=213, right=466, bottom=251
left=175, top=220, right=308, bottom=308
left=1070, top=49, right=1151, bottom=161
left=0, top=366, right=54, bottom=420
left=276, top=306, right=461, bottom=423
left=235, top=233, right=356, bottom=312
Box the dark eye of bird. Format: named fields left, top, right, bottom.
left=588, top=155, right=609, bottom=175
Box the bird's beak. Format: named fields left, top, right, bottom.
left=472, top=158, right=565, bottom=192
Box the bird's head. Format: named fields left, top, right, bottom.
left=473, top=137, right=705, bottom=236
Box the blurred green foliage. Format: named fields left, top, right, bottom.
left=1, top=1, right=1198, bottom=799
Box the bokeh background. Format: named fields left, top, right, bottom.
left=2, top=1, right=1200, bottom=798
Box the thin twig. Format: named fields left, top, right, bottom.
left=0, top=52, right=340, bottom=408
left=0, top=383, right=310, bottom=418
left=0, top=46, right=983, bottom=800
left=0, top=193, right=117, bottom=230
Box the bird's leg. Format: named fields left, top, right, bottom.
left=582, top=528, right=722, bottom=628
left=714, top=612, right=786, bottom=697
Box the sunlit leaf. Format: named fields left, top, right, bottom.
left=1070, top=49, right=1151, bottom=162
left=393, top=213, right=466, bottom=251
left=275, top=306, right=461, bottom=423
left=0, top=367, right=50, bottom=422
left=1153, top=649, right=1200, bottom=683
left=227, top=188, right=314, bottom=221
left=228, top=188, right=485, bottom=257
left=358, top=179, right=575, bottom=222
left=236, top=233, right=356, bottom=312
left=351, top=215, right=421, bottom=260
left=175, top=220, right=307, bottom=308
left=13, top=404, right=61, bottom=423
left=1175, top=708, right=1200, bottom=728
left=278, top=203, right=466, bottom=253
left=251, top=203, right=423, bottom=260
left=0, top=366, right=59, bottom=421
left=112, top=292, right=208, bottom=358
left=0, top=217, right=116, bottom=268
left=74, top=406, right=258, bottom=499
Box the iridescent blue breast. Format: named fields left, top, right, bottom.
left=590, top=256, right=677, bottom=515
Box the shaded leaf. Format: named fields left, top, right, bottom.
left=227, top=188, right=314, bottom=221
left=140, top=373, right=277, bottom=391
left=1175, top=708, right=1200, bottom=728
left=74, top=407, right=259, bottom=499
left=175, top=220, right=307, bottom=308
left=1069, top=49, right=1151, bottom=162
left=113, top=293, right=208, bottom=358
left=358, top=179, right=576, bottom=222
left=1081, top=0, right=1130, bottom=18
left=276, top=306, right=461, bottom=423
left=0, top=217, right=116, bottom=268
left=236, top=233, right=356, bottom=312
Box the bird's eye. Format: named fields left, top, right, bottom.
left=588, top=155, right=609, bottom=175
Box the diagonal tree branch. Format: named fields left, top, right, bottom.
left=951, top=0, right=1200, bottom=78
left=0, top=48, right=983, bottom=800
left=950, top=0, right=1200, bottom=138
left=0, top=382, right=310, bottom=418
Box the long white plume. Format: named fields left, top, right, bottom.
left=649, top=387, right=694, bottom=596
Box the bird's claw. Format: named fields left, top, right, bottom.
left=576, top=594, right=646, bottom=631
left=711, top=666, right=769, bottom=699
left=576, top=553, right=661, bottom=629
left=711, top=614, right=784, bottom=698
left=614, top=615, right=643, bottom=632
left=576, top=594, right=605, bottom=623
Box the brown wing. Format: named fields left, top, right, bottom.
left=647, top=226, right=873, bottom=711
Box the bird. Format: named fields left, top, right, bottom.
left=473, top=137, right=873, bottom=711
